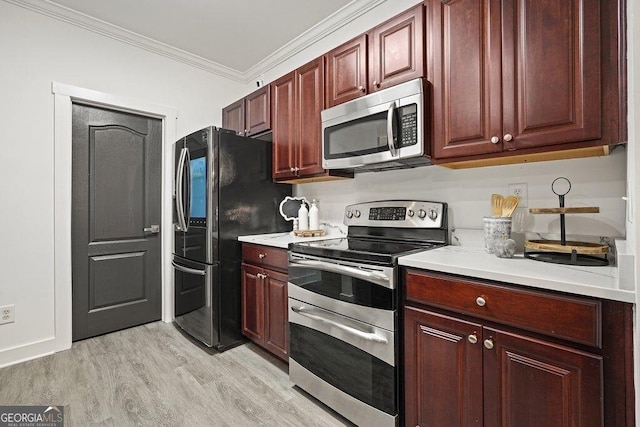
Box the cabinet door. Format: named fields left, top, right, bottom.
left=404, top=307, right=483, bottom=427
left=483, top=327, right=603, bottom=427
left=428, top=0, right=503, bottom=159
left=245, top=86, right=271, bottom=136
left=296, top=57, right=326, bottom=178
left=325, top=34, right=368, bottom=107
left=271, top=72, right=297, bottom=180
left=222, top=99, right=244, bottom=135
left=241, top=263, right=264, bottom=343
left=263, top=269, right=288, bottom=361
left=501, top=0, right=601, bottom=150
left=369, top=4, right=425, bottom=92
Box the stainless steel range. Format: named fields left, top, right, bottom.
left=287, top=200, right=448, bottom=427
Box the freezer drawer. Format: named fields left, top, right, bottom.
left=173, top=255, right=217, bottom=347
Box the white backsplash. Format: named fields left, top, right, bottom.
left=294, top=147, right=628, bottom=239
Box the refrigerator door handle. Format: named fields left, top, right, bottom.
left=171, top=260, right=206, bottom=276
left=175, top=147, right=188, bottom=231
left=184, top=149, right=192, bottom=227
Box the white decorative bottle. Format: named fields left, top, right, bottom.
left=298, top=201, right=309, bottom=231
left=309, top=199, right=319, bottom=230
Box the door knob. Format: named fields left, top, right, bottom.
left=358, top=85, right=366, bottom=93
left=373, top=80, right=381, bottom=88
left=144, top=224, right=160, bottom=234
left=490, top=136, right=500, bottom=144
left=504, top=133, right=514, bottom=142
left=484, top=339, right=494, bottom=350
left=468, top=333, right=478, bottom=344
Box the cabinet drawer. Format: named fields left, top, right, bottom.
left=404, top=269, right=602, bottom=348
left=242, top=244, right=288, bottom=271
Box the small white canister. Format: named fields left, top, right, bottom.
left=483, top=217, right=512, bottom=254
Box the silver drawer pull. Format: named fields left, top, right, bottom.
left=171, top=261, right=206, bottom=276
left=291, top=306, right=388, bottom=344
left=476, top=296, right=486, bottom=307
left=484, top=338, right=494, bottom=350
left=468, top=333, right=478, bottom=344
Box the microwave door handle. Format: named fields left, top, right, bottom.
left=290, top=258, right=390, bottom=288
left=291, top=306, right=388, bottom=344
left=387, top=101, right=398, bottom=157
left=175, top=147, right=188, bottom=231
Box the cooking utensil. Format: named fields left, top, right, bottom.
left=491, top=194, right=504, bottom=216
left=501, top=195, right=519, bottom=217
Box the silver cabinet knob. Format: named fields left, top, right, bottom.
left=476, top=296, right=486, bottom=307
left=504, top=133, right=514, bottom=142
left=295, top=167, right=300, bottom=172
left=418, top=209, right=427, bottom=219
left=468, top=334, right=478, bottom=344
left=490, top=136, right=500, bottom=144
left=373, top=80, right=380, bottom=88
left=258, top=253, right=266, bottom=259
left=290, top=167, right=295, bottom=172
left=484, top=339, right=494, bottom=350
left=358, top=85, right=366, bottom=93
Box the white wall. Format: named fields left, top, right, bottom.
left=0, top=1, right=245, bottom=365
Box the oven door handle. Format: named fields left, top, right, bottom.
left=290, top=259, right=390, bottom=287
left=291, top=306, right=388, bottom=344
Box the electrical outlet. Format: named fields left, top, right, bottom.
left=508, top=183, right=528, bottom=208
left=0, top=305, right=15, bottom=325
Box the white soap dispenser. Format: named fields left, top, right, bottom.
left=309, top=199, right=319, bottom=230
left=298, top=201, right=309, bottom=231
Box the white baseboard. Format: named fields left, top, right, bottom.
left=0, top=337, right=64, bottom=369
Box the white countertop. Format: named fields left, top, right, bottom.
left=238, top=227, right=344, bottom=249
left=399, top=231, right=635, bottom=303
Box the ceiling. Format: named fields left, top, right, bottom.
left=39, top=0, right=358, bottom=81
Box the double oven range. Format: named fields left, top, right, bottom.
left=288, top=200, right=448, bottom=427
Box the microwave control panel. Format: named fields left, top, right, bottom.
left=400, top=104, right=418, bottom=147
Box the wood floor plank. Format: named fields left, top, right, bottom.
left=0, top=322, right=351, bottom=426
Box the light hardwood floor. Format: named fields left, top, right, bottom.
left=0, top=322, right=351, bottom=426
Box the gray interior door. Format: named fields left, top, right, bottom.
left=72, top=103, right=162, bottom=341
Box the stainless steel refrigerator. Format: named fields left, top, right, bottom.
left=172, top=126, right=291, bottom=350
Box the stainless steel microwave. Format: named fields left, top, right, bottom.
left=321, top=78, right=430, bottom=172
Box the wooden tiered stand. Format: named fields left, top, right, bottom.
left=524, top=178, right=609, bottom=266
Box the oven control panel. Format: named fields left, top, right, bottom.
left=344, top=200, right=446, bottom=228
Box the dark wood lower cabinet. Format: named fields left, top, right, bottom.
left=404, top=308, right=483, bottom=427
left=241, top=244, right=289, bottom=362
left=403, top=269, right=634, bottom=427
left=405, top=306, right=603, bottom=427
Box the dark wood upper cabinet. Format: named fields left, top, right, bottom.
left=271, top=71, right=297, bottom=181
left=428, top=0, right=623, bottom=162
left=325, top=34, right=368, bottom=108
left=295, top=57, right=325, bottom=177
left=272, top=57, right=340, bottom=181
left=369, top=4, right=425, bottom=92
left=325, top=4, right=425, bottom=108
left=221, top=98, right=244, bottom=136
left=222, top=85, right=270, bottom=136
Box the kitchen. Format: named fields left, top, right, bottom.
left=0, top=0, right=638, bottom=426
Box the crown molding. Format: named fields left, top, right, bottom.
left=4, top=0, right=388, bottom=84
left=241, top=0, right=387, bottom=82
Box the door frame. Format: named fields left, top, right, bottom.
left=52, top=82, right=177, bottom=352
